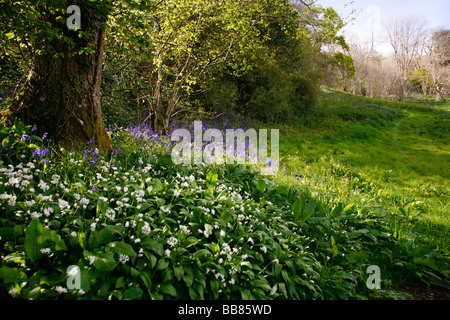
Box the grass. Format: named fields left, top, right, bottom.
left=273, top=89, right=449, bottom=252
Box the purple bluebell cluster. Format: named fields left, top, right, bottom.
left=127, top=124, right=166, bottom=145
left=121, top=113, right=276, bottom=169
left=84, top=141, right=101, bottom=166
left=32, top=147, right=50, bottom=164
left=112, top=147, right=122, bottom=157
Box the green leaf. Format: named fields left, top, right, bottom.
left=156, top=259, right=169, bottom=271
left=152, top=179, right=164, bottom=192
left=110, top=242, right=137, bottom=257
left=3, top=253, right=25, bottom=264
left=122, top=287, right=144, bottom=300
left=292, top=199, right=303, bottom=220
left=174, top=265, right=184, bottom=281
left=78, top=232, right=87, bottom=249
left=88, top=230, right=100, bottom=250
left=220, top=209, right=233, bottom=223
left=99, top=225, right=121, bottom=244
left=294, top=199, right=316, bottom=223
left=143, top=252, right=157, bottom=269
left=256, top=179, right=266, bottom=192
left=25, top=219, right=45, bottom=262
left=343, top=203, right=354, bottom=212
left=159, top=283, right=177, bottom=297
left=330, top=236, right=339, bottom=256
left=85, top=251, right=116, bottom=272
left=141, top=238, right=164, bottom=256
left=158, top=154, right=174, bottom=166
left=209, top=280, right=220, bottom=299
left=0, top=266, right=27, bottom=283
left=188, top=287, right=198, bottom=299
left=193, top=249, right=211, bottom=259
left=206, top=169, right=218, bottom=185
left=347, top=252, right=369, bottom=263
left=116, top=276, right=127, bottom=289
left=252, top=278, right=271, bottom=291
left=183, top=274, right=194, bottom=287
left=139, top=272, right=152, bottom=293
left=274, top=186, right=288, bottom=196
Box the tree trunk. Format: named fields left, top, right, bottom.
left=4, top=4, right=113, bottom=153
left=398, top=76, right=406, bottom=102
left=435, top=84, right=444, bottom=102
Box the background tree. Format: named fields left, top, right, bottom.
left=384, top=16, right=428, bottom=101
left=101, top=0, right=351, bottom=127
left=1, top=0, right=116, bottom=152
left=1, top=0, right=353, bottom=141
left=423, top=29, right=450, bottom=101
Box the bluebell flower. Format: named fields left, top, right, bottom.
left=32, top=147, right=50, bottom=158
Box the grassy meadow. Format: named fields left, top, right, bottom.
left=275, top=89, right=449, bottom=252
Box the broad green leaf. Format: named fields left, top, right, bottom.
left=110, top=242, right=137, bottom=257
left=274, top=186, right=288, bottom=195
left=139, top=272, right=152, bottom=293
left=206, top=169, right=218, bottom=185
left=158, top=154, right=174, bottom=166
left=116, top=276, right=127, bottom=289
left=347, top=252, right=369, bottom=263
left=209, top=280, right=220, bottom=299
left=99, top=225, right=121, bottom=244
left=292, top=199, right=303, bottom=220
left=188, top=287, right=198, bottom=299
left=193, top=249, right=211, bottom=259
left=159, top=283, right=177, bottom=297
left=256, top=179, right=266, bottom=192
left=25, top=219, right=45, bottom=262
left=298, top=199, right=316, bottom=223
left=252, top=279, right=271, bottom=291
left=0, top=266, right=27, bottom=283
left=156, top=258, right=169, bottom=271
left=174, top=265, right=184, bottom=281
left=141, top=238, right=164, bottom=256
left=86, top=251, right=116, bottom=272
left=122, top=287, right=144, bottom=300
left=220, top=209, right=233, bottom=223
left=183, top=274, right=194, bottom=287
left=241, top=289, right=251, bottom=300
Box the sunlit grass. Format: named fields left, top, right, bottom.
left=274, top=91, right=450, bottom=252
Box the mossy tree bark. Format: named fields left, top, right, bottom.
left=5, top=3, right=113, bottom=153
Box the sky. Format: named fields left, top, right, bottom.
left=315, top=0, right=450, bottom=56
